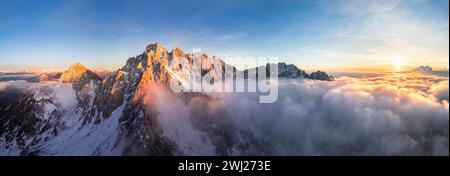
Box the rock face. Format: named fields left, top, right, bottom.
left=92, top=69, right=113, bottom=80
left=244, top=62, right=334, bottom=81
left=39, top=74, right=49, bottom=82
left=170, top=48, right=185, bottom=59
left=308, top=71, right=334, bottom=81
left=38, top=73, right=61, bottom=82
left=0, top=42, right=334, bottom=156
left=134, top=43, right=170, bottom=100
left=59, top=63, right=100, bottom=83
left=0, top=86, right=66, bottom=156
left=265, top=63, right=309, bottom=79
left=58, top=63, right=102, bottom=121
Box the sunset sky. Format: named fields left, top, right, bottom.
left=0, top=0, right=448, bottom=72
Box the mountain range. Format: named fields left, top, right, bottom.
left=0, top=42, right=334, bottom=155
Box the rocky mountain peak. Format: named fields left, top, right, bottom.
left=71, top=62, right=87, bottom=70
left=134, top=43, right=171, bottom=100
left=145, top=42, right=169, bottom=66
left=59, top=63, right=90, bottom=83
left=145, top=42, right=161, bottom=50
left=171, top=48, right=185, bottom=58
left=39, top=74, right=49, bottom=82
left=309, top=71, right=334, bottom=81
left=145, top=42, right=165, bottom=57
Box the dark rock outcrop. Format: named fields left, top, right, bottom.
left=308, top=71, right=334, bottom=81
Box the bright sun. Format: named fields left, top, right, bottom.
left=392, top=57, right=406, bottom=71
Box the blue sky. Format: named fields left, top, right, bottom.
left=0, top=0, right=448, bottom=72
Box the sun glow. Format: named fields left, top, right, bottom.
left=392, top=57, right=406, bottom=71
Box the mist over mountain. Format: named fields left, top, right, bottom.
left=0, top=74, right=40, bottom=82
left=0, top=43, right=448, bottom=156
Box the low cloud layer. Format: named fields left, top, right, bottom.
left=0, top=74, right=39, bottom=82
left=1, top=72, right=448, bottom=156
left=0, top=80, right=77, bottom=109
left=147, top=73, right=449, bottom=155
